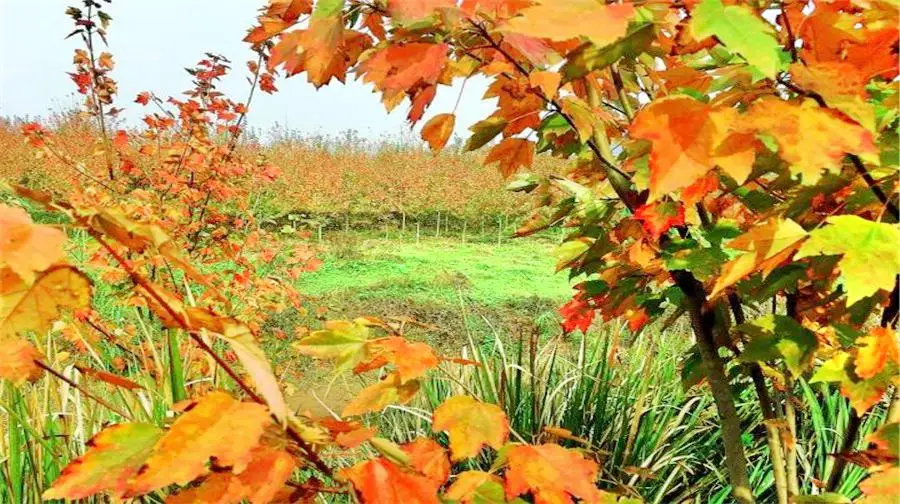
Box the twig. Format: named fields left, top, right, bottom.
left=35, top=360, right=130, bottom=419
left=86, top=227, right=337, bottom=480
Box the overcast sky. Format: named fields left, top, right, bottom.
left=0, top=0, right=493, bottom=141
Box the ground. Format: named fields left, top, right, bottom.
left=273, top=231, right=575, bottom=415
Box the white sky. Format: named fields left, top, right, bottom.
left=0, top=0, right=494, bottom=141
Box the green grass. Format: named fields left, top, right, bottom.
left=299, top=232, right=573, bottom=306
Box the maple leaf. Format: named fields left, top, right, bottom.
left=859, top=467, right=900, bottom=504
left=630, top=96, right=717, bottom=201
left=97, top=52, right=114, bottom=70
left=501, top=0, right=634, bottom=47
left=444, top=471, right=504, bottom=503
left=265, top=0, right=312, bottom=23
left=504, top=443, right=601, bottom=504
left=0, top=337, right=44, bottom=384
left=293, top=319, right=370, bottom=373
left=811, top=352, right=893, bottom=414
left=0, top=205, right=66, bottom=284
left=465, top=116, right=507, bottom=151
left=112, top=129, right=128, bottom=150
left=166, top=447, right=295, bottom=504
left=681, top=172, right=719, bottom=208
left=559, top=96, right=597, bottom=143
left=710, top=218, right=808, bottom=298
left=421, top=113, right=455, bottom=154
left=358, top=43, right=449, bottom=95
left=300, top=4, right=345, bottom=88
left=432, top=395, right=510, bottom=460
left=342, top=372, right=420, bottom=417
left=790, top=61, right=875, bottom=132
left=370, top=336, right=439, bottom=383
left=43, top=423, right=163, bottom=500
left=245, top=16, right=292, bottom=44
left=126, top=391, right=271, bottom=495
left=484, top=138, right=534, bottom=178
left=340, top=457, right=440, bottom=504
left=1, top=266, right=93, bottom=339
left=737, top=315, right=817, bottom=376
left=268, top=0, right=370, bottom=87
left=633, top=201, right=685, bottom=240
left=795, top=215, right=900, bottom=305
left=737, top=98, right=878, bottom=184
left=528, top=71, right=561, bottom=99
left=559, top=297, right=594, bottom=334
left=855, top=327, right=899, bottom=380
left=403, top=437, right=451, bottom=488
left=387, top=0, right=454, bottom=23
left=690, top=0, right=787, bottom=78
left=134, top=91, right=151, bottom=105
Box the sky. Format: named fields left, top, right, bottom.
left=0, top=0, right=494, bottom=141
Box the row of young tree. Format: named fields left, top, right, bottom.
left=2, top=0, right=898, bottom=502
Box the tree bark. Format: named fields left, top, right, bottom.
left=673, top=272, right=754, bottom=503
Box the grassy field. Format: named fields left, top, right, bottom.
left=277, top=231, right=576, bottom=415
left=305, top=232, right=579, bottom=354
left=301, top=232, right=570, bottom=319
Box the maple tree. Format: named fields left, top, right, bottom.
left=242, top=0, right=898, bottom=502
left=2, top=0, right=900, bottom=503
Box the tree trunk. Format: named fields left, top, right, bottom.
left=674, top=272, right=754, bottom=503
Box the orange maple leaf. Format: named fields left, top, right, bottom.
left=630, top=96, right=717, bottom=201
left=855, top=327, right=899, bottom=380
left=504, top=443, right=601, bottom=504
left=0, top=205, right=67, bottom=283
left=484, top=138, right=534, bottom=178
left=633, top=201, right=685, bottom=240
left=421, top=113, right=455, bottom=154
left=0, top=337, right=44, bottom=384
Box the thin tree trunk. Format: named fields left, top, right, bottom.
left=462, top=220, right=467, bottom=243
left=416, top=222, right=420, bottom=243
left=497, top=216, right=502, bottom=245
left=675, top=272, right=754, bottom=504
left=730, top=295, right=789, bottom=504
left=784, top=375, right=800, bottom=498
left=436, top=212, right=441, bottom=237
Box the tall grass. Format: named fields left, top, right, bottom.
left=377, top=298, right=887, bottom=503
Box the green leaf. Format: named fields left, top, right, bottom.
left=465, top=117, right=507, bottom=151
left=810, top=352, right=851, bottom=384
left=664, top=246, right=729, bottom=281
left=690, top=0, right=787, bottom=78
left=552, top=238, right=593, bottom=271
left=506, top=174, right=541, bottom=193
left=740, top=263, right=807, bottom=301
left=562, top=24, right=655, bottom=81
left=737, top=315, right=817, bottom=376
left=314, top=0, right=344, bottom=18
left=293, top=320, right=370, bottom=373
left=795, top=215, right=900, bottom=305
